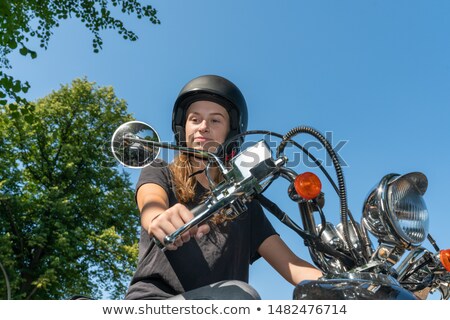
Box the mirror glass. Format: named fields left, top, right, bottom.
left=111, top=121, right=160, bottom=168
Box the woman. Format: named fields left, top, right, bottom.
left=125, top=75, right=322, bottom=300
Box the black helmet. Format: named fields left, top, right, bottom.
left=172, top=75, right=248, bottom=147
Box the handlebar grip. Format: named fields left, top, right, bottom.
left=190, top=201, right=211, bottom=217
left=150, top=201, right=212, bottom=250
left=160, top=193, right=240, bottom=248
left=163, top=201, right=213, bottom=246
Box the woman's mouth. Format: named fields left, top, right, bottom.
left=190, top=138, right=220, bottom=152
left=194, top=137, right=211, bottom=142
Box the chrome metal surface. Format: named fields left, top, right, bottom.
left=363, top=172, right=429, bottom=249
left=111, top=121, right=161, bottom=168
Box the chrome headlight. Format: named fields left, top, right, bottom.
left=362, top=172, right=429, bottom=248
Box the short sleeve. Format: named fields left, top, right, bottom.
left=135, top=159, right=173, bottom=202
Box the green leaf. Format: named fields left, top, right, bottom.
left=10, top=111, right=20, bottom=119
left=19, top=47, right=28, bottom=56
left=24, top=114, right=34, bottom=123
left=9, top=40, right=18, bottom=50
left=20, top=106, right=29, bottom=114
left=12, top=81, right=22, bottom=93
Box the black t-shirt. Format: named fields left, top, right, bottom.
left=125, top=160, right=277, bottom=300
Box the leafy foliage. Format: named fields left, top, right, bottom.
left=0, top=78, right=139, bottom=299
left=0, top=0, right=160, bottom=118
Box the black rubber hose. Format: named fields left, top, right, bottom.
left=219, top=130, right=340, bottom=194
left=255, top=193, right=355, bottom=268
left=277, top=126, right=366, bottom=264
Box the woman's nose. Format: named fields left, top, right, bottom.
left=198, top=120, right=209, bottom=132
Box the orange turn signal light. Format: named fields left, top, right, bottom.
left=294, top=172, right=322, bottom=200
left=440, top=249, right=450, bottom=272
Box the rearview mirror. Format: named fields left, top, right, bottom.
left=111, top=121, right=160, bottom=168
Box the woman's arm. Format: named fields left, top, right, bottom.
left=259, top=234, right=323, bottom=285
left=136, top=183, right=170, bottom=232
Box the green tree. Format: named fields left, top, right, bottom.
left=0, top=78, right=139, bottom=299
left=0, top=0, right=160, bottom=118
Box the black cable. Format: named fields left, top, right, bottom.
left=220, top=130, right=340, bottom=194
left=402, top=256, right=433, bottom=281
left=255, top=193, right=355, bottom=268
left=276, top=126, right=367, bottom=264
left=427, top=234, right=440, bottom=252
left=313, top=199, right=328, bottom=238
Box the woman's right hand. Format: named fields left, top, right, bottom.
left=148, top=203, right=211, bottom=250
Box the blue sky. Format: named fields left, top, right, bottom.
left=8, top=1, right=450, bottom=299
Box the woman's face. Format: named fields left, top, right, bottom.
left=184, top=101, right=230, bottom=152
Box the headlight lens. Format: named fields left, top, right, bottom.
left=387, top=173, right=429, bottom=244
left=363, top=172, right=429, bottom=247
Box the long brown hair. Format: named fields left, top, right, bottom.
left=169, top=153, right=198, bottom=203
left=169, top=153, right=230, bottom=224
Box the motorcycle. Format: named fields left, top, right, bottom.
left=111, top=121, right=450, bottom=300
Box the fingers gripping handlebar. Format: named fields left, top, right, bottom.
left=153, top=194, right=241, bottom=250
